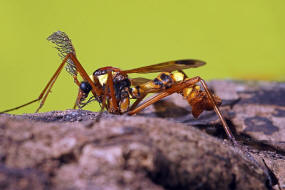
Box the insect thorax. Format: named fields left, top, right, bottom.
left=93, top=68, right=132, bottom=113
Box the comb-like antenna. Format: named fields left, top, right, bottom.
left=47, top=31, right=78, bottom=77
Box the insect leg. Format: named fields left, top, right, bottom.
left=0, top=54, right=73, bottom=114
left=68, top=53, right=103, bottom=98
left=36, top=53, right=97, bottom=113
left=35, top=69, right=62, bottom=112
left=128, top=76, right=236, bottom=144
left=106, top=70, right=119, bottom=113
left=95, top=76, right=110, bottom=122
left=129, top=94, right=147, bottom=111
left=198, top=79, right=236, bottom=144
left=73, top=88, right=83, bottom=109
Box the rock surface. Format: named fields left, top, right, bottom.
left=0, top=80, right=284, bottom=190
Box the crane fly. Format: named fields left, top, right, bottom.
left=0, top=31, right=236, bottom=144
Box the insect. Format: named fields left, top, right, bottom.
left=0, top=31, right=236, bottom=144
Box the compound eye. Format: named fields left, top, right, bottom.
left=80, top=82, right=92, bottom=94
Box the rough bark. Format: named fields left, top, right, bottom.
left=0, top=80, right=284, bottom=190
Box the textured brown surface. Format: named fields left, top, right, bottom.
left=0, top=80, right=284, bottom=190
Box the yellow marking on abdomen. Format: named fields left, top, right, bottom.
left=172, top=72, right=184, bottom=82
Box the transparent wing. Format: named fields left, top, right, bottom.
left=130, top=77, right=152, bottom=86
left=47, top=31, right=78, bottom=76
left=122, top=59, right=206, bottom=74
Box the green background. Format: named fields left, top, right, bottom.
left=0, top=0, right=284, bottom=114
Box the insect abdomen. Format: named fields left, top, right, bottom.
left=130, top=72, right=185, bottom=98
